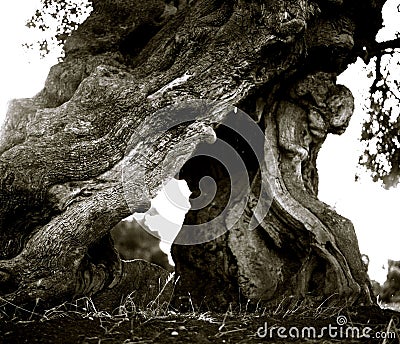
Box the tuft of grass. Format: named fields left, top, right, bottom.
left=0, top=296, right=47, bottom=321
left=120, top=272, right=178, bottom=320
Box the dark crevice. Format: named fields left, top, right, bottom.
left=119, top=23, right=162, bottom=61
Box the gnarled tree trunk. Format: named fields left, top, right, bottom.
left=0, top=0, right=384, bottom=310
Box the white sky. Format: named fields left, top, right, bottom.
left=0, top=1, right=399, bottom=283
left=0, top=1, right=59, bottom=116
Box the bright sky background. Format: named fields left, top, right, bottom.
left=0, top=1, right=399, bottom=283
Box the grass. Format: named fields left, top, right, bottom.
left=1, top=278, right=400, bottom=343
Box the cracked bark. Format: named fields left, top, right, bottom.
left=0, top=0, right=385, bottom=310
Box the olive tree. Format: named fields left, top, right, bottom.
left=0, top=0, right=392, bottom=310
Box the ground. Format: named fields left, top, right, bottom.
left=1, top=299, right=399, bottom=343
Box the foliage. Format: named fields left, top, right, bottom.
left=24, top=0, right=92, bottom=57
left=358, top=51, right=400, bottom=189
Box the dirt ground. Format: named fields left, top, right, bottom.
left=1, top=303, right=399, bottom=343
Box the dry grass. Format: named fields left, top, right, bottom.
left=1, top=287, right=400, bottom=343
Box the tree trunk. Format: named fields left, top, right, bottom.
left=0, top=0, right=384, bottom=310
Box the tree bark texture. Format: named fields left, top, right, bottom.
left=0, top=0, right=385, bottom=310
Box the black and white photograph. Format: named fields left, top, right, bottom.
left=0, top=0, right=400, bottom=342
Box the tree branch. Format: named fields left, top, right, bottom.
left=367, top=37, right=400, bottom=59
